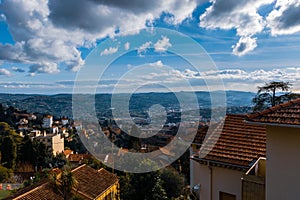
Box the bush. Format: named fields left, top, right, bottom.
left=0, top=165, right=12, bottom=182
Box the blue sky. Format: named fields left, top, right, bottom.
left=0, top=0, right=300, bottom=94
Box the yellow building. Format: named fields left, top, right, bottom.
left=6, top=164, right=119, bottom=200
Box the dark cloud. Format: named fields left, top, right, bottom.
left=279, top=4, right=300, bottom=29
left=48, top=0, right=112, bottom=32
left=92, top=0, right=161, bottom=13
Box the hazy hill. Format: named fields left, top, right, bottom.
left=0, top=91, right=255, bottom=118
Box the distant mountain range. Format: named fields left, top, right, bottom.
left=0, top=91, right=255, bottom=118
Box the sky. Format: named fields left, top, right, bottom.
left=0, top=0, right=300, bottom=94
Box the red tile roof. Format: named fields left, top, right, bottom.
left=5, top=165, right=118, bottom=200
left=72, top=165, right=118, bottom=199
left=193, top=114, right=266, bottom=169
left=192, top=125, right=208, bottom=144
left=68, top=154, right=91, bottom=162
left=13, top=182, right=63, bottom=200
left=247, top=98, right=300, bottom=126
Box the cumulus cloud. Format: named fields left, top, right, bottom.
left=232, top=37, right=257, bottom=56
left=0, top=0, right=197, bottom=74
left=137, top=41, right=152, bottom=54
left=149, top=60, right=164, bottom=67
left=154, top=36, right=172, bottom=52
left=0, top=68, right=11, bottom=76
left=100, top=47, right=119, bottom=56
left=29, top=62, right=59, bottom=74
left=267, top=0, right=300, bottom=35
left=200, top=0, right=268, bottom=54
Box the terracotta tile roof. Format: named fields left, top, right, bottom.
left=194, top=114, right=266, bottom=169
left=72, top=165, right=118, bottom=199
left=13, top=182, right=63, bottom=200
left=63, top=149, right=73, bottom=158
left=6, top=165, right=118, bottom=200
left=192, top=125, right=208, bottom=144
left=4, top=179, right=62, bottom=200
left=247, top=98, right=300, bottom=126
left=67, top=154, right=91, bottom=162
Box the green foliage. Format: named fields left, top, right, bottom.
left=0, top=165, right=12, bottom=182
left=150, top=175, right=168, bottom=200
left=119, top=162, right=186, bottom=200
left=1, top=135, right=17, bottom=169
left=83, top=156, right=105, bottom=170
left=50, top=165, right=78, bottom=200
left=0, top=190, right=12, bottom=199
left=252, top=81, right=300, bottom=112
left=160, top=168, right=185, bottom=199
left=32, top=139, right=53, bottom=169
left=0, top=122, right=16, bottom=137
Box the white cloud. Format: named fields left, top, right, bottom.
left=154, top=36, right=172, bottom=52
left=100, top=47, right=119, bottom=56
left=267, top=0, right=300, bottom=35
left=0, top=68, right=11, bottom=76
left=124, top=42, right=130, bottom=50
left=149, top=60, right=164, bottom=67
left=137, top=41, right=152, bottom=54
left=29, top=62, right=59, bottom=74
left=0, top=0, right=198, bottom=73
left=232, top=37, right=257, bottom=56
left=28, top=73, right=36, bottom=77
left=199, top=0, right=274, bottom=55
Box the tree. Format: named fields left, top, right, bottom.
left=1, top=135, right=17, bottom=169
left=252, top=81, right=299, bottom=112
left=50, top=165, right=78, bottom=200
left=0, top=122, right=16, bottom=137
left=32, top=139, right=53, bottom=169
left=160, top=168, right=185, bottom=199
left=150, top=175, right=168, bottom=200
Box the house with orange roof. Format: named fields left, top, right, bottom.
left=5, top=164, right=119, bottom=200
left=247, top=98, right=300, bottom=200
left=191, top=114, right=266, bottom=200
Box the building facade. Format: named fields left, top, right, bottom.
left=247, top=99, right=300, bottom=200
left=191, top=114, right=266, bottom=200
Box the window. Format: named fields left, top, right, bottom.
left=219, top=192, right=236, bottom=200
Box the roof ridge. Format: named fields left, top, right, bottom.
left=247, top=98, right=300, bottom=120
left=71, top=163, right=86, bottom=172
left=14, top=182, right=48, bottom=200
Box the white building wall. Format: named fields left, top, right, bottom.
left=191, top=160, right=243, bottom=200
left=267, top=126, right=300, bottom=200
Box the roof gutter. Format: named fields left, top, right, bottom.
left=191, top=156, right=250, bottom=171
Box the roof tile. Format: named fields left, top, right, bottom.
left=247, top=98, right=300, bottom=126
left=194, top=114, right=266, bottom=168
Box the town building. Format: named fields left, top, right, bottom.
left=35, top=133, right=64, bottom=155
left=5, top=164, right=119, bottom=200
left=247, top=99, right=300, bottom=200
left=42, top=115, right=53, bottom=128
left=190, top=114, right=266, bottom=200
left=61, top=117, right=69, bottom=126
